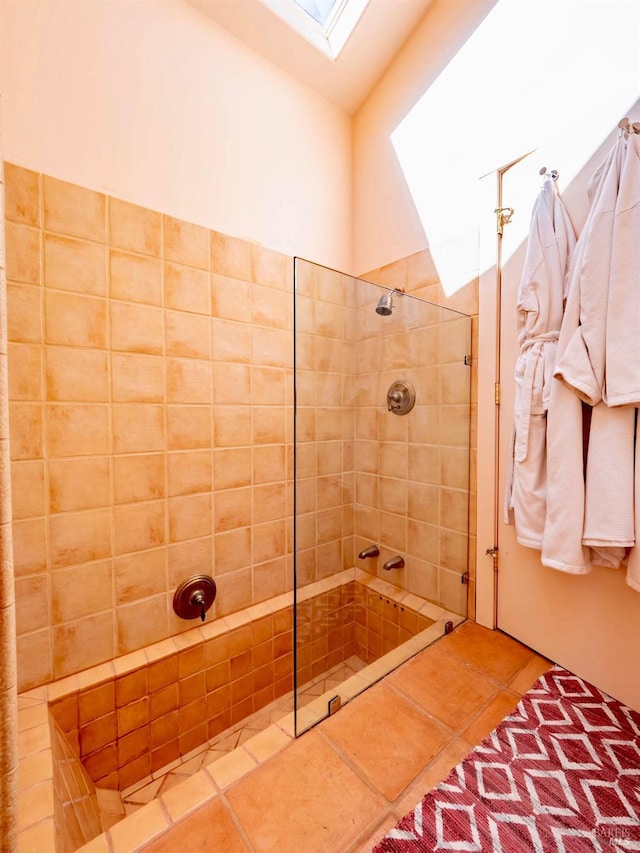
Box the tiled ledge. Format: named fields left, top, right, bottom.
left=16, top=568, right=464, bottom=852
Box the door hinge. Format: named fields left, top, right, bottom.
left=494, top=383, right=501, bottom=405
left=486, top=547, right=499, bottom=572
left=495, top=207, right=514, bottom=236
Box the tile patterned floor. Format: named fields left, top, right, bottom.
left=132, top=623, right=551, bottom=852
left=101, top=657, right=367, bottom=825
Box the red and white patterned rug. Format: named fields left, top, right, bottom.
left=375, top=666, right=640, bottom=852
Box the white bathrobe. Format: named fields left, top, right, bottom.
left=543, top=133, right=636, bottom=573
left=505, top=178, right=575, bottom=549
left=555, top=132, right=640, bottom=407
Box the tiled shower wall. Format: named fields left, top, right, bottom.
left=5, top=163, right=478, bottom=693
left=364, top=254, right=479, bottom=619
left=5, top=164, right=297, bottom=690
left=296, top=259, right=476, bottom=619
left=293, top=262, right=355, bottom=588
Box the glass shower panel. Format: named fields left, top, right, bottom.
left=293, top=258, right=471, bottom=736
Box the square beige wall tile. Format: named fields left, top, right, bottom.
left=115, top=549, right=167, bottom=606
left=11, top=460, right=46, bottom=520
left=109, top=198, right=162, bottom=257
left=166, top=310, right=211, bottom=359
left=43, top=176, right=106, bottom=242
left=48, top=457, right=111, bottom=513
left=113, top=454, right=166, bottom=504
left=44, top=234, right=106, bottom=296
left=8, top=343, right=42, bottom=401
left=110, top=250, right=162, bottom=306
left=164, top=216, right=209, bottom=270
left=45, top=347, right=109, bottom=403
left=6, top=223, right=40, bottom=284
left=4, top=162, right=40, bottom=227
left=45, top=291, right=107, bottom=349
left=165, top=263, right=210, bottom=314
left=7, top=283, right=42, bottom=344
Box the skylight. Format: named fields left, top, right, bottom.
left=293, top=0, right=340, bottom=28
left=261, top=0, right=369, bottom=58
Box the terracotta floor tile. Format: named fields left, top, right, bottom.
left=388, top=645, right=496, bottom=733
left=393, top=738, right=471, bottom=818
left=141, top=798, right=248, bottom=852
left=461, top=689, right=521, bottom=746
left=320, top=682, right=449, bottom=801
left=438, top=622, right=534, bottom=683
left=226, top=730, right=384, bottom=853
left=508, top=653, right=553, bottom=695
left=350, top=813, right=399, bottom=853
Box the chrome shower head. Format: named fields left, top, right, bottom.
left=375, top=291, right=394, bottom=315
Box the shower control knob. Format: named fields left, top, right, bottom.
left=173, top=575, right=217, bottom=622
left=190, top=591, right=206, bottom=621
left=389, top=391, right=403, bottom=407
left=386, top=380, right=416, bottom=416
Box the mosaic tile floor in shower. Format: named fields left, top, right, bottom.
left=97, top=656, right=368, bottom=829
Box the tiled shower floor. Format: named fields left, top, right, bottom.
left=98, top=656, right=367, bottom=829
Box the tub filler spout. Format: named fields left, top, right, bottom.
left=358, top=545, right=380, bottom=560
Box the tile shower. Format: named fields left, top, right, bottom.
left=292, top=258, right=472, bottom=731
left=6, top=163, right=476, bottom=849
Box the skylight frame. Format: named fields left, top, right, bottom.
left=292, top=0, right=342, bottom=29
left=259, top=0, right=370, bottom=59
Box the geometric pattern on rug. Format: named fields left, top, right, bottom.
left=374, top=666, right=640, bottom=852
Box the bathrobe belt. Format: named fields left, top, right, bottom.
left=514, top=331, right=560, bottom=463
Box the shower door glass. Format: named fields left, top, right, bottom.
left=293, top=258, right=472, bottom=735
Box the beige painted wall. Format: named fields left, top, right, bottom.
left=352, top=0, right=495, bottom=276
left=0, top=0, right=352, bottom=272
left=0, top=0, right=500, bottom=279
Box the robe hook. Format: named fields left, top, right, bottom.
left=617, top=117, right=640, bottom=135
left=539, top=167, right=558, bottom=181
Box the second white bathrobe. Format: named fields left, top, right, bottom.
left=505, top=178, right=575, bottom=548
left=555, top=132, right=640, bottom=407
left=543, top=134, right=635, bottom=572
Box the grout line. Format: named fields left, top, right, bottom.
left=217, top=788, right=257, bottom=853
left=344, top=810, right=398, bottom=853
left=381, top=675, right=461, bottom=740
left=314, top=725, right=390, bottom=805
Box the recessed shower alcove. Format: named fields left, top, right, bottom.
left=32, top=571, right=460, bottom=849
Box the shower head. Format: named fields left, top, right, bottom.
left=375, top=291, right=394, bottom=316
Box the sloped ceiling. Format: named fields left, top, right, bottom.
left=187, top=0, right=435, bottom=115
